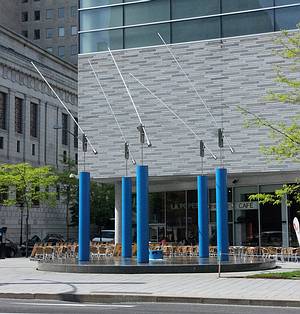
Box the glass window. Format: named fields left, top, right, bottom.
left=80, top=30, right=123, bottom=53
left=46, top=28, right=55, bottom=38
left=187, top=190, right=198, bottom=244
left=58, top=7, right=64, bottom=18
left=166, top=191, right=186, bottom=243
left=172, top=0, right=220, bottom=19
left=74, top=118, right=78, bottom=147
left=58, top=46, right=65, bottom=57
left=172, top=17, right=221, bottom=43
left=80, top=7, right=122, bottom=31
left=15, top=97, right=23, bottom=134
left=71, top=45, right=77, bottom=55
left=124, top=0, right=170, bottom=25
left=125, top=23, right=170, bottom=49
left=71, top=26, right=77, bottom=35
left=71, top=6, right=77, bottom=17
left=21, top=0, right=28, bottom=3
left=0, top=137, right=3, bottom=149
left=46, top=9, right=53, bottom=19
left=17, top=140, right=20, bottom=153
left=58, top=27, right=65, bottom=37
left=30, top=103, right=38, bottom=138
left=62, top=113, right=68, bottom=145
left=34, top=10, right=40, bottom=20
left=275, top=6, right=300, bottom=30
left=32, top=143, right=35, bottom=156
left=0, top=92, right=7, bottom=130
left=222, top=11, right=274, bottom=37
left=21, top=30, right=28, bottom=38
left=222, top=0, right=273, bottom=13
left=149, top=192, right=165, bottom=224
left=34, top=29, right=40, bottom=40
left=21, top=11, right=28, bottom=22
left=80, top=0, right=121, bottom=9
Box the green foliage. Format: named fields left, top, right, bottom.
left=0, top=163, right=58, bottom=208
left=241, top=25, right=300, bottom=206
left=90, top=182, right=114, bottom=228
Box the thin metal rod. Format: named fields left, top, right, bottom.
left=31, top=61, right=98, bottom=155
left=157, top=33, right=234, bottom=154
left=129, top=73, right=217, bottom=160
left=108, top=48, right=152, bottom=148
left=88, top=59, right=136, bottom=165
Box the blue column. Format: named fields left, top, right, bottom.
left=122, top=176, right=132, bottom=258
left=136, top=165, right=149, bottom=263
left=216, top=168, right=229, bottom=261
left=78, top=171, right=90, bottom=262
left=197, top=175, right=209, bottom=258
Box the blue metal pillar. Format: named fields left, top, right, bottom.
left=78, top=171, right=90, bottom=262
left=122, top=176, right=132, bottom=258
left=136, top=165, right=149, bottom=263
left=197, top=175, right=209, bottom=258
left=216, top=168, right=229, bottom=261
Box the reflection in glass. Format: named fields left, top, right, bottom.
left=125, top=23, right=170, bottom=49
left=172, top=0, right=220, bottom=19
left=80, top=0, right=121, bottom=9
left=166, top=191, right=186, bottom=243
left=222, top=11, right=274, bottom=37
left=275, top=7, right=300, bottom=30
left=172, top=17, right=220, bottom=43
left=222, top=0, right=273, bottom=13
left=124, top=0, right=170, bottom=25
left=80, top=7, right=122, bottom=31
left=80, top=30, right=123, bottom=53
left=187, top=190, right=198, bottom=245
left=149, top=192, right=165, bottom=224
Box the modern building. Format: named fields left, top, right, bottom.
left=0, top=0, right=78, bottom=64
left=78, top=1, right=300, bottom=248
left=0, top=24, right=78, bottom=242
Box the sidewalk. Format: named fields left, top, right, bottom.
left=0, top=258, right=300, bottom=307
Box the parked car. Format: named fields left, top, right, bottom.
left=5, top=239, right=18, bottom=258
left=20, top=235, right=41, bottom=256
left=92, top=230, right=115, bottom=243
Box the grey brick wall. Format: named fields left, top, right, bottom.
left=78, top=32, right=300, bottom=181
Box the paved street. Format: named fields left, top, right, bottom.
left=1, top=258, right=300, bottom=303
left=0, top=299, right=299, bottom=314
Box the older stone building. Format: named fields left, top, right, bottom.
left=0, top=25, right=78, bottom=242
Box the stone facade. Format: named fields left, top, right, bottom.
left=78, top=32, right=300, bottom=184
left=0, top=25, right=78, bottom=242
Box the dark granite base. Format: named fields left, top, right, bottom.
left=37, top=256, right=276, bottom=273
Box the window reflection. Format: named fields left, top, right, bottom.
left=222, top=0, right=273, bottom=12
left=80, top=7, right=122, bottom=31
left=80, top=30, right=123, bottom=53
left=80, top=0, right=121, bottom=9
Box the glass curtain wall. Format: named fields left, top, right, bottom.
left=79, top=0, right=300, bottom=53
left=146, top=184, right=288, bottom=246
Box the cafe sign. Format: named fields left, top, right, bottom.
left=235, top=201, right=258, bottom=210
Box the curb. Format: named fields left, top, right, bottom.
left=0, top=293, right=300, bottom=308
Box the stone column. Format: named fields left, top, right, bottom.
left=114, top=181, right=122, bottom=244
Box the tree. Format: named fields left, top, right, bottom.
left=240, top=25, right=300, bottom=206
left=68, top=181, right=115, bottom=234
left=0, top=163, right=58, bottom=257
left=56, top=158, right=78, bottom=241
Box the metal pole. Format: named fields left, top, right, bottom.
left=216, top=168, right=229, bottom=261
left=78, top=171, right=90, bottom=262
left=136, top=165, right=149, bottom=263
left=198, top=175, right=209, bottom=258
left=122, top=177, right=132, bottom=258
